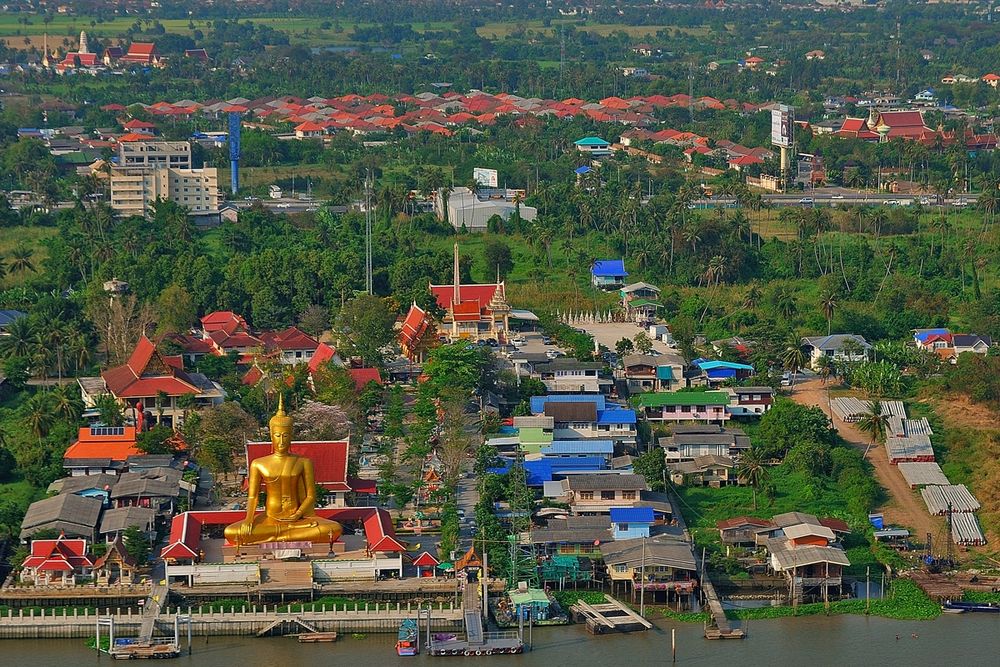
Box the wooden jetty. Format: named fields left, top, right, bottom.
left=296, top=631, right=339, bottom=643
left=700, top=575, right=744, bottom=640
left=568, top=595, right=653, bottom=635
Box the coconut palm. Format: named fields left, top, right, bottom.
left=782, top=339, right=807, bottom=388
left=772, top=287, right=798, bottom=320
left=819, top=291, right=838, bottom=335
left=51, top=383, right=84, bottom=423
left=0, top=316, right=35, bottom=359
left=25, top=392, right=55, bottom=442
left=858, top=400, right=890, bottom=458
left=9, top=245, right=35, bottom=274
left=736, top=446, right=769, bottom=511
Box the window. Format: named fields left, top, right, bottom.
left=614, top=564, right=628, bottom=574
left=617, top=523, right=629, bottom=532
left=622, top=490, right=636, bottom=500
left=579, top=491, right=594, bottom=500
left=600, top=490, right=615, bottom=500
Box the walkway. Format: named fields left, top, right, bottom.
left=790, top=378, right=943, bottom=544
left=138, top=578, right=168, bottom=643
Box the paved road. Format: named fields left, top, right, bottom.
left=568, top=320, right=681, bottom=358
left=688, top=193, right=978, bottom=209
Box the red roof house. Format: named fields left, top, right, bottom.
left=63, top=425, right=142, bottom=469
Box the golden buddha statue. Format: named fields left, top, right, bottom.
left=224, top=395, right=343, bottom=546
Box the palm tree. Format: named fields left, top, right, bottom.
left=9, top=245, right=35, bottom=274
left=51, top=383, right=84, bottom=422
left=858, top=400, right=890, bottom=458
left=772, top=287, right=798, bottom=320
left=25, top=393, right=54, bottom=442
left=782, top=339, right=807, bottom=388
left=819, top=291, right=838, bottom=335
left=0, top=316, right=35, bottom=359
left=736, top=446, right=769, bottom=511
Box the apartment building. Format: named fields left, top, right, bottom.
left=111, top=166, right=220, bottom=218
left=117, top=140, right=191, bottom=169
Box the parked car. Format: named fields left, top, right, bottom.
left=798, top=197, right=814, bottom=205
left=780, top=371, right=793, bottom=387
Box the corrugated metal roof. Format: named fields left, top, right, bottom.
left=541, top=440, right=614, bottom=455
left=609, top=507, right=655, bottom=523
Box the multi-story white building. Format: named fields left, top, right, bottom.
left=110, top=166, right=220, bottom=218
left=117, top=140, right=192, bottom=169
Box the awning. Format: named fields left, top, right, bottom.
left=656, top=366, right=674, bottom=380
left=510, top=309, right=539, bottom=321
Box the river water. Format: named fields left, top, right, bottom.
left=4, top=614, right=999, bottom=666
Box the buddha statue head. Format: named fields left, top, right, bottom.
left=269, top=393, right=294, bottom=454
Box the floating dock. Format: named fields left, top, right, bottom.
left=296, top=631, right=338, bottom=643
left=568, top=595, right=653, bottom=635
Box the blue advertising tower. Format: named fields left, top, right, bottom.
left=227, top=109, right=242, bottom=195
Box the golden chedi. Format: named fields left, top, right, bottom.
left=224, top=395, right=343, bottom=546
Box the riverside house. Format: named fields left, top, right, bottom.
left=559, top=474, right=648, bottom=515
left=599, top=536, right=699, bottom=607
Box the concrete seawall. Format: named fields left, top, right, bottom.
left=0, top=602, right=464, bottom=639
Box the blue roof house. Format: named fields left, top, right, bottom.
left=591, top=259, right=628, bottom=289
left=610, top=507, right=655, bottom=540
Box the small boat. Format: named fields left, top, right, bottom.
left=942, top=600, right=1000, bottom=613
left=396, top=618, right=419, bottom=656
left=297, top=632, right=338, bottom=643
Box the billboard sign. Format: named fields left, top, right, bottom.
left=771, top=104, right=793, bottom=148
left=473, top=167, right=498, bottom=188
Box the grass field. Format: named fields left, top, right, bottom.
left=0, top=15, right=458, bottom=50
left=476, top=20, right=712, bottom=39
left=0, top=226, right=56, bottom=289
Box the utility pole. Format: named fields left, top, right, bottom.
left=364, top=169, right=373, bottom=295
left=639, top=535, right=646, bottom=617
left=865, top=566, right=871, bottom=614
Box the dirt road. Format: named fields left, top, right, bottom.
left=790, top=378, right=945, bottom=546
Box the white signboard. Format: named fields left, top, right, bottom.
left=473, top=167, right=498, bottom=188
left=771, top=104, right=793, bottom=148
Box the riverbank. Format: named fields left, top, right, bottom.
left=3, top=613, right=1000, bottom=666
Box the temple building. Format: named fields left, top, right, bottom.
left=429, top=244, right=511, bottom=342
left=398, top=302, right=435, bottom=361
left=78, top=336, right=225, bottom=427
left=835, top=108, right=936, bottom=143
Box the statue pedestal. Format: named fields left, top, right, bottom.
left=224, top=540, right=346, bottom=563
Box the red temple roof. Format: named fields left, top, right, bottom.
left=23, top=538, right=93, bottom=572
left=307, top=342, right=338, bottom=373
left=348, top=367, right=383, bottom=391
left=399, top=303, right=430, bottom=350
left=162, top=507, right=403, bottom=559
left=260, top=326, right=319, bottom=352
left=412, top=551, right=440, bottom=567
left=428, top=284, right=500, bottom=311
left=245, top=440, right=350, bottom=491
left=101, top=336, right=200, bottom=399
